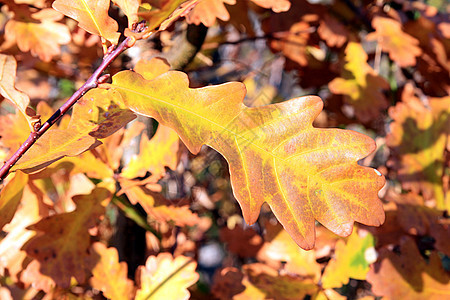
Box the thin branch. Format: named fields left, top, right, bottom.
left=0, top=23, right=147, bottom=182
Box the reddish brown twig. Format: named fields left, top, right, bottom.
left=0, top=23, right=147, bottom=182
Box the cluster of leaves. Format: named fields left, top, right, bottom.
left=0, top=0, right=448, bottom=299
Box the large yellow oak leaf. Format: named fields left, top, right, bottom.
left=135, top=253, right=199, bottom=300
left=52, top=0, right=120, bottom=45
left=386, top=83, right=449, bottom=211
left=12, top=89, right=135, bottom=173
left=0, top=171, right=27, bottom=230
left=366, top=16, right=422, bottom=68
left=110, top=69, right=385, bottom=250
left=22, top=187, right=110, bottom=288
left=329, top=42, right=390, bottom=123
left=90, top=242, right=134, bottom=300
left=3, top=9, right=71, bottom=62
left=367, top=237, right=450, bottom=300
left=321, top=230, right=376, bottom=288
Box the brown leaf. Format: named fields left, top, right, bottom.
left=328, top=42, right=390, bottom=122
left=22, top=188, right=110, bottom=288
left=186, top=0, right=236, bottom=27
left=220, top=224, right=263, bottom=258
left=366, top=16, right=422, bottom=67
left=367, top=237, right=450, bottom=300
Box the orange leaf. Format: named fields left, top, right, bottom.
left=113, top=0, right=141, bottom=27
left=110, top=69, right=385, bottom=250
left=220, top=224, right=264, bottom=258
left=12, top=89, right=135, bottom=173
left=135, top=253, right=199, bottom=300
left=3, top=9, right=71, bottom=62
left=386, top=83, right=449, bottom=210
left=121, top=124, right=180, bottom=179
left=367, top=237, right=450, bottom=299
left=22, top=187, right=110, bottom=288
left=90, top=242, right=134, bottom=300
left=186, top=0, right=236, bottom=27
left=0, top=54, right=36, bottom=130
left=318, top=14, right=349, bottom=48
left=52, top=0, right=120, bottom=45
left=0, top=171, right=27, bottom=231
left=328, top=42, right=390, bottom=122
left=366, top=16, right=422, bottom=67
left=257, top=222, right=321, bottom=280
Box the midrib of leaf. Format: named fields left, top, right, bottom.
left=80, top=0, right=104, bottom=38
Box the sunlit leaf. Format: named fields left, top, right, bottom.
left=386, top=83, right=449, bottom=210
left=22, top=188, right=110, bottom=288
left=110, top=69, right=385, bottom=249
left=186, top=0, right=236, bottom=27
left=328, top=42, right=390, bottom=122
left=135, top=253, right=199, bottom=300
left=0, top=171, right=27, bottom=230
left=366, top=16, right=422, bottom=67
left=113, top=0, right=141, bottom=27
left=52, top=0, right=120, bottom=45
left=90, top=242, right=135, bottom=300
left=121, top=124, right=180, bottom=179
left=367, top=237, right=450, bottom=299
left=321, top=230, right=376, bottom=288
left=12, top=89, right=135, bottom=173
left=3, top=9, right=71, bottom=62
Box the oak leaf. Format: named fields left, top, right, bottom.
left=0, top=171, right=27, bottom=230
left=257, top=222, right=321, bottom=280
left=52, top=0, right=120, bottom=45
left=113, top=0, right=140, bottom=27
left=321, top=230, right=376, bottom=288
left=110, top=69, right=385, bottom=250
left=366, top=16, right=422, bottom=67
left=12, top=89, right=135, bottom=173
left=220, top=224, right=264, bottom=258
left=22, top=188, right=110, bottom=288
left=3, top=9, right=71, bottom=62
left=121, top=124, right=180, bottom=179
left=328, top=42, right=390, bottom=122
left=135, top=253, right=199, bottom=300
left=386, top=83, right=449, bottom=210
left=367, top=237, right=450, bottom=300
left=186, top=0, right=236, bottom=27
left=318, top=14, right=349, bottom=48
left=235, top=263, right=318, bottom=300
left=0, top=54, right=37, bottom=130
left=90, top=242, right=134, bottom=300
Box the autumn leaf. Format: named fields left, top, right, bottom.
left=0, top=183, right=49, bottom=282
left=121, top=124, right=179, bottom=179
left=328, top=42, right=390, bottom=122
left=367, top=237, right=450, bottom=300
left=0, top=171, right=27, bottom=231
left=318, top=14, right=349, bottom=48
left=22, top=187, right=110, bottom=288
left=109, top=69, right=385, bottom=250
left=123, top=184, right=200, bottom=226
left=90, top=242, right=134, bottom=300
left=250, top=0, right=291, bottom=13
left=257, top=222, right=321, bottom=280
left=135, top=253, right=199, bottom=300
left=113, top=0, right=141, bottom=27
left=366, top=16, right=422, bottom=67
left=0, top=54, right=37, bottom=130
left=321, top=230, right=376, bottom=288
left=220, top=224, right=264, bottom=258
left=52, top=0, right=120, bottom=45
left=386, top=83, right=449, bottom=210
left=3, top=8, right=71, bottom=62
left=186, top=0, right=236, bottom=27
left=12, top=89, right=135, bottom=173
left=234, top=263, right=318, bottom=300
